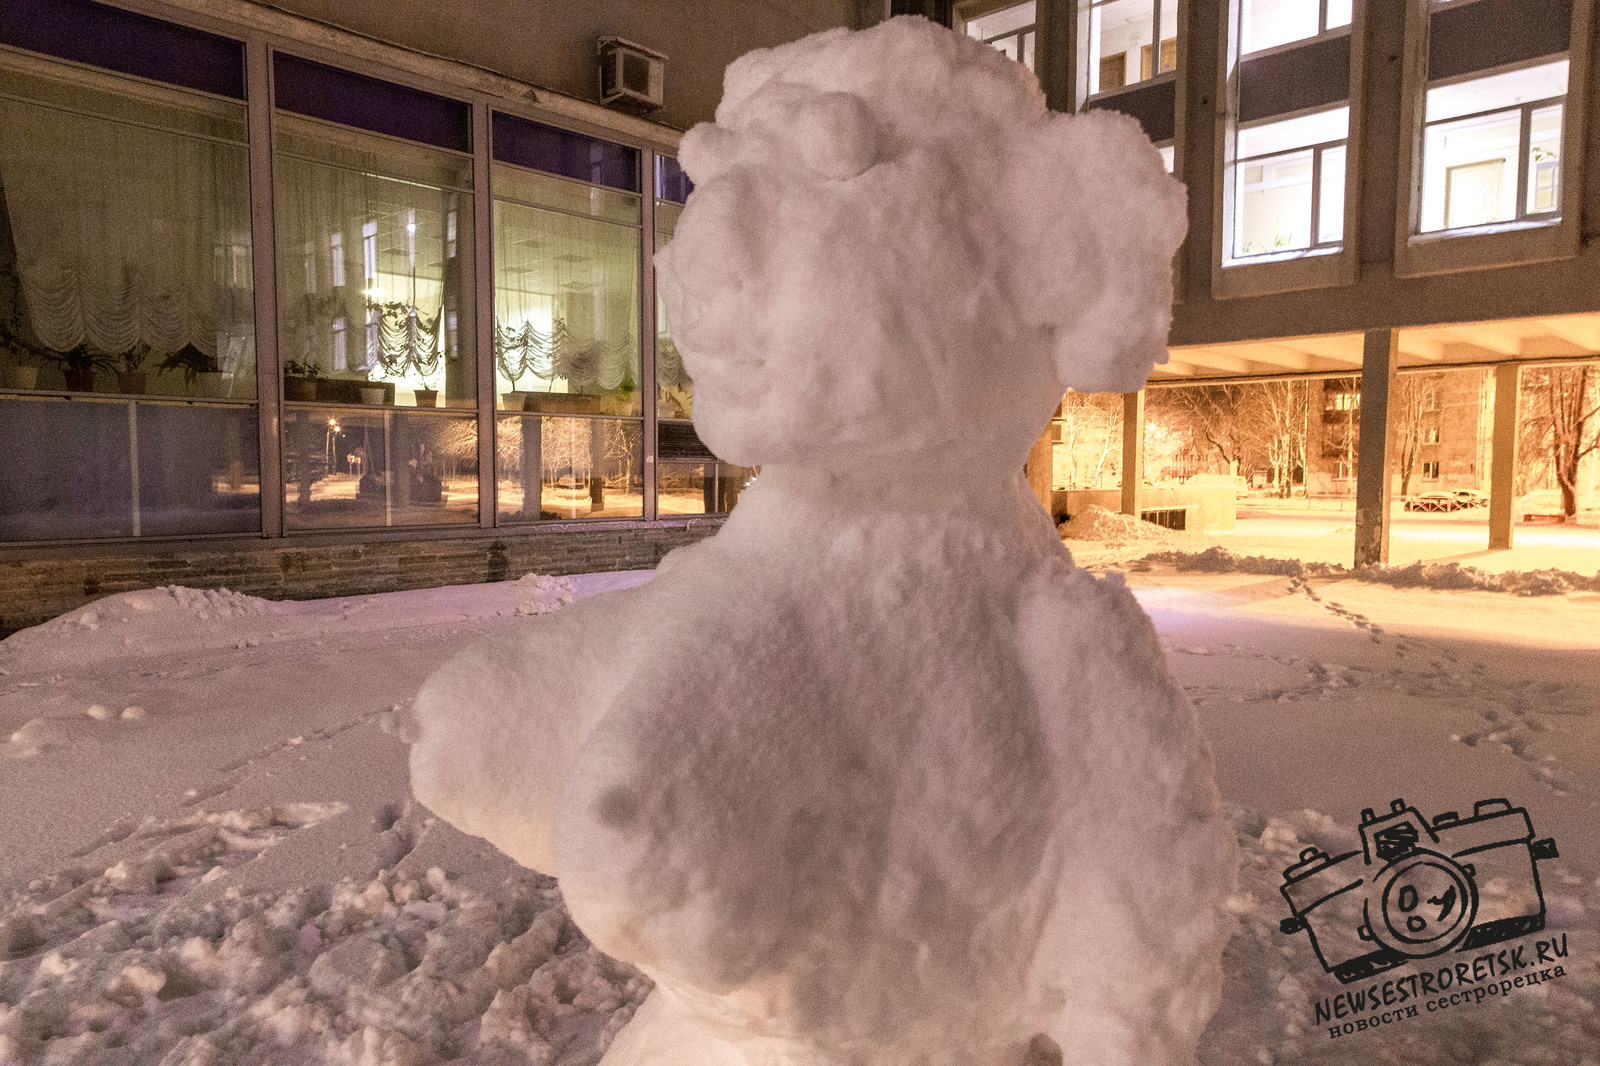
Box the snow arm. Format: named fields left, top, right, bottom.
left=408, top=594, right=640, bottom=875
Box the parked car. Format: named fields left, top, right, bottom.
left=1404, top=489, right=1489, bottom=512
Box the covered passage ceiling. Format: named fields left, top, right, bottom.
left=1156, top=311, right=1600, bottom=383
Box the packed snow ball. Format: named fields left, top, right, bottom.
left=656, top=16, right=1186, bottom=468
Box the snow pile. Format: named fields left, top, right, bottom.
left=1139, top=547, right=1600, bottom=596
left=413, top=18, right=1227, bottom=1066
left=1058, top=504, right=1185, bottom=545
left=0, top=805, right=648, bottom=1066
left=515, top=574, right=575, bottom=617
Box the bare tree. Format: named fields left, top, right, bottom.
left=1522, top=365, right=1600, bottom=517
left=1393, top=373, right=1442, bottom=499
left=1162, top=384, right=1251, bottom=475
left=1244, top=380, right=1314, bottom=497
left=1053, top=392, right=1122, bottom=489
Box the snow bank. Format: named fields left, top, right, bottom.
left=1058, top=504, right=1185, bottom=546
left=1139, top=546, right=1600, bottom=595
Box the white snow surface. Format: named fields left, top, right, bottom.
left=413, top=19, right=1221, bottom=1066
left=2, top=569, right=1598, bottom=1064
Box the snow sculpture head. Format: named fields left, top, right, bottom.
left=656, top=16, right=1186, bottom=469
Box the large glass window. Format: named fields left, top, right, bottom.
left=1082, top=0, right=1178, bottom=97
left=0, top=44, right=259, bottom=540
left=1240, top=0, right=1352, bottom=55
left=964, top=3, right=1037, bottom=70
left=1418, top=60, right=1567, bottom=233
left=653, top=156, right=752, bottom=517
left=492, top=113, right=643, bottom=522
left=1231, top=106, right=1348, bottom=259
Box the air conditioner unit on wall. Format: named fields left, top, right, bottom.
left=598, top=37, right=665, bottom=112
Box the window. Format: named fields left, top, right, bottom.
left=491, top=113, right=643, bottom=522
left=1422, top=460, right=1440, bottom=479
left=653, top=156, right=753, bottom=516
left=1241, top=0, right=1352, bottom=55
left=0, top=37, right=260, bottom=541
left=964, top=3, right=1037, bottom=71
left=1424, top=425, right=1441, bottom=444
left=1418, top=60, right=1567, bottom=233
left=1081, top=0, right=1179, bottom=97
left=1231, top=106, right=1348, bottom=259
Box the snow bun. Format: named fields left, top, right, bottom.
left=657, top=16, right=1185, bottom=469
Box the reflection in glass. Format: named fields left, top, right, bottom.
left=275, top=116, right=473, bottom=408
left=0, top=54, right=254, bottom=397
left=496, top=415, right=643, bottom=521
left=493, top=165, right=641, bottom=416
left=965, top=3, right=1037, bottom=71
left=657, top=421, right=750, bottom=515
left=655, top=199, right=693, bottom=420
left=0, top=396, right=259, bottom=540
left=283, top=407, right=477, bottom=529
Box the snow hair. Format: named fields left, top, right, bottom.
left=658, top=17, right=1186, bottom=466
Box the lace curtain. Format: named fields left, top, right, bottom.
left=275, top=154, right=460, bottom=380
left=494, top=199, right=638, bottom=393
left=0, top=95, right=253, bottom=360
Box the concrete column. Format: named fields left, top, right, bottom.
left=1354, top=329, right=1397, bottom=568
left=1025, top=400, right=1060, bottom=516
left=1121, top=389, right=1145, bottom=518
left=1488, top=362, right=1521, bottom=551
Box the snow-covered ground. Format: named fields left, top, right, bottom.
left=1, top=559, right=1596, bottom=1065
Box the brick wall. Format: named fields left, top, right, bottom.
left=0, top=520, right=722, bottom=636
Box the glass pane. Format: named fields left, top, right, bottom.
left=1419, top=109, right=1520, bottom=231
left=1237, top=106, right=1348, bottom=157
left=494, top=200, right=640, bottom=415
left=966, top=2, right=1036, bottom=42
left=1317, top=144, right=1346, bottom=244
left=0, top=395, right=131, bottom=540
left=1424, top=60, right=1567, bottom=123
left=1325, top=0, right=1353, bottom=30
left=492, top=162, right=640, bottom=225
left=1527, top=103, right=1563, bottom=214
left=1086, top=0, right=1154, bottom=94
left=1241, top=0, right=1319, bottom=54
left=283, top=407, right=478, bottom=529
left=0, top=61, right=255, bottom=401
left=274, top=53, right=471, bottom=155
left=275, top=122, right=475, bottom=409
left=495, top=414, right=643, bottom=521
left=657, top=420, right=750, bottom=516
left=1158, top=144, right=1176, bottom=174
left=1236, top=149, right=1314, bottom=256
left=137, top=402, right=260, bottom=535
left=655, top=200, right=692, bottom=420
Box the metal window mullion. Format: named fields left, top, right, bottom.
left=472, top=100, right=496, bottom=528
left=1150, top=0, right=1162, bottom=78
left=1309, top=145, right=1324, bottom=247
left=640, top=150, right=658, bottom=523
left=1319, top=0, right=1329, bottom=33
left=245, top=37, right=284, bottom=538
left=1515, top=101, right=1534, bottom=221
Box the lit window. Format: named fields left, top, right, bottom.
left=1081, top=0, right=1178, bottom=98
left=330, top=231, right=345, bottom=287
left=1240, top=0, right=1352, bottom=55
left=1158, top=143, right=1176, bottom=173
left=1422, top=460, right=1441, bottom=479
left=362, top=219, right=378, bottom=284
left=332, top=316, right=347, bottom=371
left=1231, top=106, right=1348, bottom=259
left=1418, top=60, right=1567, bottom=233
left=965, top=2, right=1036, bottom=71
left=1424, top=426, right=1441, bottom=444
left=302, top=241, right=316, bottom=294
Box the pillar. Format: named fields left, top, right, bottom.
left=1025, top=400, right=1060, bottom=515
left=1488, top=362, right=1520, bottom=551
left=1121, top=389, right=1145, bottom=518
left=1353, top=329, right=1397, bottom=568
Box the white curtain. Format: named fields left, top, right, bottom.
left=0, top=96, right=253, bottom=359
left=275, top=155, right=460, bottom=379
left=494, top=199, right=639, bottom=393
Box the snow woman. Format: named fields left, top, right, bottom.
left=408, top=16, right=1236, bottom=1066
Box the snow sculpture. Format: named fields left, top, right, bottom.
left=410, top=17, right=1234, bottom=1066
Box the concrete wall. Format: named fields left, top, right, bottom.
left=1052, top=484, right=1237, bottom=531
left=0, top=521, right=720, bottom=636
left=257, top=0, right=862, bottom=130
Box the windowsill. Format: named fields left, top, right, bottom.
left=0, top=388, right=257, bottom=406
left=1412, top=217, right=1561, bottom=241
left=1083, top=70, right=1177, bottom=107
left=1395, top=212, right=1578, bottom=276
left=1238, top=23, right=1353, bottom=63
left=1222, top=243, right=1342, bottom=268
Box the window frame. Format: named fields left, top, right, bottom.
left=1211, top=0, right=1367, bottom=300
left=1393, top=0, right=1595, bottom=278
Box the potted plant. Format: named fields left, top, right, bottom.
left=160, top=344, right=230, bottom=397
left=283, top=358, right=321, bottom=402
left=117, top=342, right=151, bottom=395
left=43, top=343, right=117, bottom=392
left=414, top=380, right=439, bottom=407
